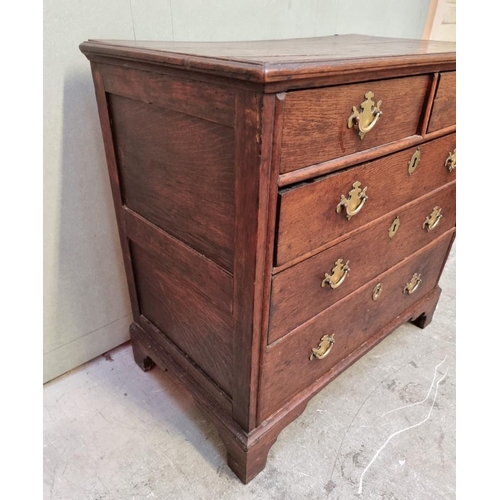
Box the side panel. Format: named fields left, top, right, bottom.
left=108, top=93, right=235, bottom=272
left=90, top=62, right=239, bottom=408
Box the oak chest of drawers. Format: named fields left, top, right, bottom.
left=80, top=35, right=456, bottom=483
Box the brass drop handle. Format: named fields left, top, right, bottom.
left=321, top=259, right=350, bottom=289
left=356, top=111, right=381, bottom=135
left=445, top=149, right=456, bottom=172
left=404, top=273, right=422, bottom=295
left=310, top=334, right=335, bottom=361
left=347, top=91, right=382, bottom=139
left=423, top=207, right=442, bottom=232
left=336, top=181, right=368, bottom=220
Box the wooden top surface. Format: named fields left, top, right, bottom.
left=80, top=35, right=456, bottom=84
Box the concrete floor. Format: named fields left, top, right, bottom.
left=44, top=247, right=455, bottom=500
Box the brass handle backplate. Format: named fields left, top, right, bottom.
left=321, top=259, right=350, bottom=289
left=309, top=334, right=335, bottom=361
left=408, top=148, right=421, bottom=175
left=404, top=273, right=422, bottom=295
left=336, top=181, right=368, bottom=220
left=347, top=91, right=382, bottom=139
left=445, top=149, right=456, bottom=172
left=423, top=207, right=442, bottom=232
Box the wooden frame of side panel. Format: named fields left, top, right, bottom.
left=90, top=64, right=141, bottom=320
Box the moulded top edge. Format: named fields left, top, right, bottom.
left=79, top=35, right=456, bottom=84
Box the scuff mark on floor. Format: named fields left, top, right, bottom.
left=357, top=360, right=449, bottom=496
left=379, top=356, right=448, bottom=419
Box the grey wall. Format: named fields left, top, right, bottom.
left=43, top=0, right=431, bottom=383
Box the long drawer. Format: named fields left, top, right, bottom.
left=276, top=133, right=456, bottom=266
left=269, top=181, right=455, bottom=343
left=260, top=229, right=454, bottom=420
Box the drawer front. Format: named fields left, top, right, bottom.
left=276, top=133, right=456, bottom=266
left=269, top=181, right=455, bottom=343
left=428, top=72, right=456, bottom=133
left=280, top=75, right=430, bottom=174
left=260, top=230, right=454, bottom=420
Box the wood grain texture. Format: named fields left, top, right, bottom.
left=80, top=35, right=455, bottom=89
left=269, top=181, right=455, bottom=343
left=280, top=75, right=430, bottom=173
left=257, top=92, right=286, bottom=400
left=428, top=71, right=456, bottom=133
left=246, top=93, right=277, bottom=430
left=108, top=93, right=235, bottom=271
left=231, top=91, right=273, bottom=431
left=124, top=207, right=232, bottom=311
left=99, top=63, right=235, bottom=126
left=276, top=133, right=456, bottom=266
left=89, top=64, right=141, bottom=320
left=130, top=238, right=234, bottom=396
left=260, top=230, right=454, bottom=420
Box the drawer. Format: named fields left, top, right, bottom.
left=276, top=133, right=456, bottom=266
left=279, top=75, right=430, bottom=173
left=427, top=72, right=456, bottom=133
left=260, top=230, right=454, bottom=420
left=269, top=181, right=455, bottom=343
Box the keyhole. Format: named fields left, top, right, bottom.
left=408, top=148, right=421, bottom=175
left=389, top=216, right=400, bottom=239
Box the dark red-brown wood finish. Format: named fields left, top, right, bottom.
left=80, top=34, right=456, bottom=484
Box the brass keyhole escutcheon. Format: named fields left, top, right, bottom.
left=388, top=216, right=401, bottom=239
left=336, top=181, right=368, bottom=220
left=404, top=273, right=422, bottom=295
left=372, top=283, right=383, bottom=301
left=309, top=334, right=335, bottom=361
left=321, top=259, right=350, bottom=289
left=347, top=91, right=382, bottom=139
left=408, top=148, right=421, bottom=175
left=445, top=149, right=456, bottom=172
left=423, top=207, right=442, bottom=232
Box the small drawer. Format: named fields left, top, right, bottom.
left=276, top=133, right=456, bottom=266
left=269, top=181, right=455, bottom=343
left=279, top=75, right=430, bottom=174
left=427, top=72, right=456, bottom=133
left=260, top=230, right=454, bottom=420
